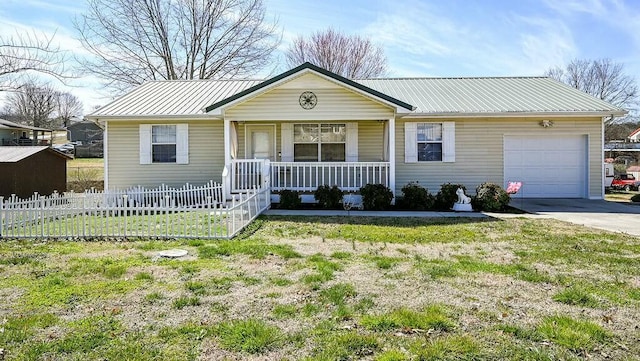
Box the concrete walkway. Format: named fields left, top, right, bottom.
left=508, top=198, right=640, bottom=236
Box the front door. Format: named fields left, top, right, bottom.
left=247, top=125, right=275, bottom=160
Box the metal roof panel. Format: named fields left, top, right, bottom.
left=88, top=75, right=626, bottom=118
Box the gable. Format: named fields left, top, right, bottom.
left=225, top=72, right=395, bottom=121
left=205, top=62, right=414, bottom=115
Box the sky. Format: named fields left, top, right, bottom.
left=1, top=0, right=639, bottom=114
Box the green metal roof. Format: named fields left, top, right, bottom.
left=358, top=77, right=626, bottom=116
left=89, top=65, right=627, bottom=119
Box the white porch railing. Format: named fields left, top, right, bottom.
left=270, top=162, right=390, bottom=192
left=229, top=159, right=271, bottom=193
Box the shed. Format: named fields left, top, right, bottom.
left=0, top=146, right=71, bottom=199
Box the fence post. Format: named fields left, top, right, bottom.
left=165, top=195, right=170, bottom=237
left=40, top=196, right=45, bottom=237
left=82, top=196, right=86, bottom=237
left=122, top=195, right=128, bottom=238
left=207, top=196, right=212, bottom=239
left=0, top=196, right=3, bottom=237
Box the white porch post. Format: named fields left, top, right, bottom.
left=388, top=117, right=396, bottom=204
left=103, top=121, right=109, bottom=190
left=223, top=118, right=232, bottom=200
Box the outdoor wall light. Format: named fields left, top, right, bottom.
left=539, top=119, right=554, bottom=128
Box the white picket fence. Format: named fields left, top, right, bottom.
left=0, top=181, right=270, bottom=240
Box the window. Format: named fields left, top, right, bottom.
left=152, top=125, right=177, bottom=163
left=417, top=123, right=442, bottom=162
left=293, top=124, right=346, bottom=161
left=404, top=121, right=455, bottom=163
left=139, top=124, right=189, bottom=165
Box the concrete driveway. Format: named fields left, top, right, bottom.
left=512, top=198, right=640, bottom=236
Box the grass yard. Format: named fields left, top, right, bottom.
left=67, top=158, right=104, bottom=192
left=1, top=216, right=639, bottom=360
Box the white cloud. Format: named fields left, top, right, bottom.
left=358, top=1, right=578, bottom=77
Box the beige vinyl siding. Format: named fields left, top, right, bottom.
left=358, top=120, right=386, bottom=161
left=235, top=120, right=382, bottom=162
left=226, top=76, right=394, bottom=121
left=106, top=120, right=224, bottom=189
left=395, top=117, right=603, bottom=198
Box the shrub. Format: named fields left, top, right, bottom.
left=435, top=183, right=466, bottom=210
left=359, top=184, right=393, bottom=210
left=631, top=193, right=640, bottom=202
left=400, top=182, right=435, bottom=210
left=472, top=183, right=510, bottom=211
left=314, top=185, right=344, bottom=209
left=278, top=190, right=301, bottom=209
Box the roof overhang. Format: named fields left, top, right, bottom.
left=400, top=110, right=628, bottom=119
left=0, top=118, right=52, bottom=132
left=87, top=114, right=223, bottom=124
left=204, top=62, right=416, bottom=115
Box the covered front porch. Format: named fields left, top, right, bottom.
left=204, top=63, right=418, bottom=203
left=221, top=119, right=396, bottom=202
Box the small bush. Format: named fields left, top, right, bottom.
left=360, top=184, right=393, bottom=210
left=631, top=193, right=640, bottom=202
left=399, top=182, right=435, bottom=210
left=472, top=183, right=510, bottom=211
left=435, top=183, right=466, bottom=210
left=278, top=190, right=301, bottom=209
left=314, top=185, right=344, bottom=209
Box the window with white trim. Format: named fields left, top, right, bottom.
left=417, top=123, right=442, bottom=161
left=152, top=125, right=177, bottom=163
left=404, top=121, right=455, bottom=163
left=139, top=124, right=189, bottom=165
left=293, top=123, right=346, bottom=161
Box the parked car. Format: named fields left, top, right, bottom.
left=611, top=174, right=640, bottom=191
left=53, top=143, right=75, bottom=154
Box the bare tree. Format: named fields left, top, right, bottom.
left=0, top=32, right=69, bottom=92
left=285, top=29, right=388, bottom=78
left=546, top=59, right=638, bottom=121
left=3, top=81, right=59, bottom=128
left=55, top=92, right=84, bottom=128
left=74, top=0, right=280, bottom=93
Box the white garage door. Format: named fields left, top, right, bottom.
left=504, top=135, right=587, bottom=198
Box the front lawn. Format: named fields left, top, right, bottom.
left=1, top=217, right=639, bottom=360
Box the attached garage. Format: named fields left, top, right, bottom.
left=504, top=135, right=588, bottom=198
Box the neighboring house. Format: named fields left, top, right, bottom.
left=87, top=63, right=626, bottom=200
left=67, top=120, right=104, bottom=144
left=628, top=128, right=640, bottom=142
left=67, top=120, right=104, bottom=158
left=0, top=147, right=71, bottom=198
left=0, top=119, right=52, bottom=146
